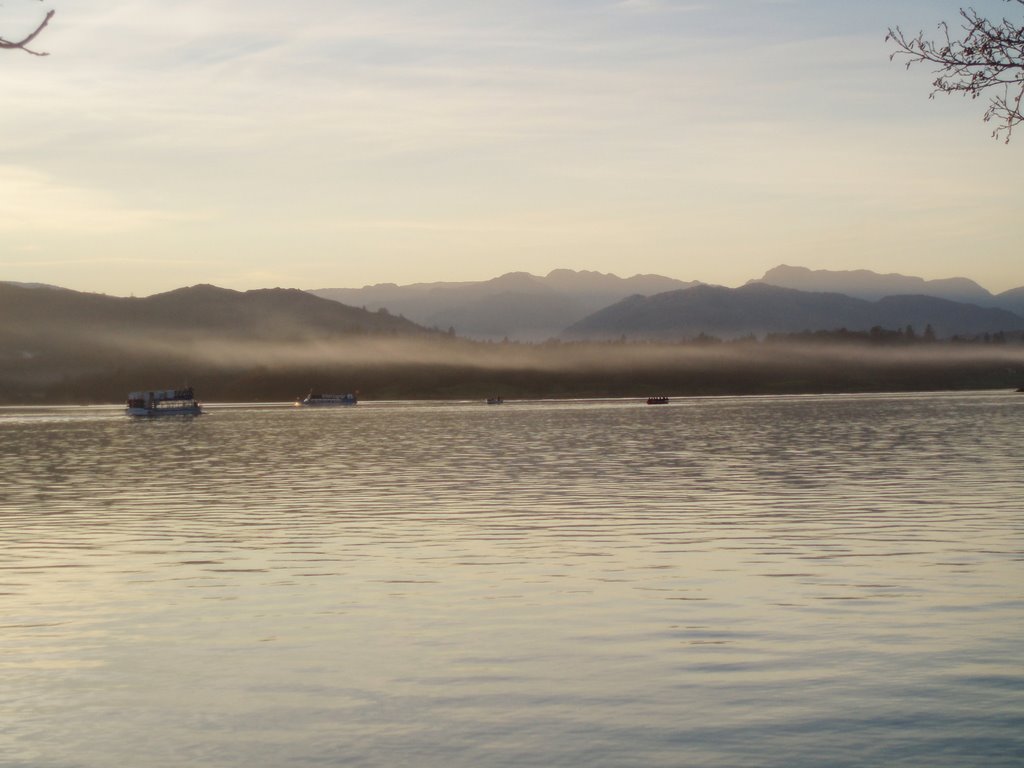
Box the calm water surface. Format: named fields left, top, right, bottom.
left=1, top=392, right=1022, bottom=767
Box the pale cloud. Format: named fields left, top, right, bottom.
left=0, top=166, right=210, bottom=234
left=0, top=0, right=1021, bottom=296
left=3, top=256, right=209, bottom=267
left=615, top=1, right=710, bottom=13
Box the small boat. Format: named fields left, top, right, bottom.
left=296, top=391, right=358, bottom=407
left=126, top=387, right=202, bottom=417
left=486, top=397, right=504, bottom=405
left=646, top=396, right=669, bottom=405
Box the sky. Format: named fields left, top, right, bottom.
left=1, top=0, right=1021, bottom=297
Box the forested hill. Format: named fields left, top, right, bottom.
left=564, top=283, right=1024, bottom=340
left=0, top=282, right=436, bottom=402
left=0, top=282, right=426, bottom=340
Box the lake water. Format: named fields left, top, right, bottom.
left=1, top=392, right=1022, bottom=767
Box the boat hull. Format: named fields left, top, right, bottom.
left=296, top=393, right=358, bottom=406
left=126, top=405, right=203, bottom=417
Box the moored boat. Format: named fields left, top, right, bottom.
left=646, top=396, right=669, bottom=405
left=126, top=387, right=202, bottom=417
left=296, top=391, right=358, bottom=406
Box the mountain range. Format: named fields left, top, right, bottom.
left=310, top=269, right=697, bottom=341
left=310, top=266, right=1024, bottom=341
left=3, top=267, right=1023, bottom=355
left=564, top=283, right=1024, bottom=340
left=3, top=269, right=1024, bottom=403
left=750, top=265, right=1024, bottom=314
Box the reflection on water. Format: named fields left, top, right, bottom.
left=1, top=392, right=1022, bottom=767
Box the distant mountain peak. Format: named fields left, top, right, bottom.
left=157, top=283, right=237, bottom=297
left=489, top=271, right=546, bottom=288
left=752, top=265, right=993, bottom=304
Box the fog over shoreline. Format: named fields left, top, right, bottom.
left=128, top=335, right=1024, bottom=372
left=4, top=332, right=1023, bottom=405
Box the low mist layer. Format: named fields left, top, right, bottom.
left=3, top=331, right=1022, bottom=404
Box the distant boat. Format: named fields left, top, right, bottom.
left=296, top=391, right=358, bottom=407
left=486, top=397, right=504, bottom=405
left=646, top=396, right=669, bottom=405
left=126, top=387, right=202, bottom=417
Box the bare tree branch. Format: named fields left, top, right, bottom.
left=0, top=7, right=55, bottom=56
left=887, top=0, right=1024, bottom=142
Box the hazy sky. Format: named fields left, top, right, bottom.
left=1, top=0, right=1021, bottom=297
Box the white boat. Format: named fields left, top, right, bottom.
left=296, top=391, right=358, bottom=407
left=126, top=387, right=202, bottom=417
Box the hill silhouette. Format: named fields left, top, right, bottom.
left=564, top=283, right=1024, bottom=340
left=0, top=283, right=432, bottom=402
left=752, top=264, right=1023, bottom=311
left=1, top=283, right=423, bottom=339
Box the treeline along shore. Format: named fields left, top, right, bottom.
left=3, top=332, right=1023, bottom=405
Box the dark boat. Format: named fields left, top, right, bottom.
left=296, top=391, right=358, bottom=406
left=126, top=387, right=202, bottom=417
left=646, top=396, right=669, bottom=405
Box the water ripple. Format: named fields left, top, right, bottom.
left=1, top=392, right=1022, bottom=767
